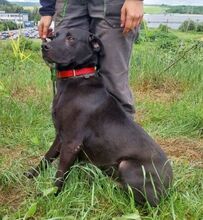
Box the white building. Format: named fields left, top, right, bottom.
left=0, top=11, right=28, bottom=25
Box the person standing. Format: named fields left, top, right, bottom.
left=38, top=0, right=144, bottom=118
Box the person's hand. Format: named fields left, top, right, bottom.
left=38, top=16, right=53, bottom=39
left=121, top=0, right=144, bottom=34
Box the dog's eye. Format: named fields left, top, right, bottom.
left=66, top=36, right=75, bottom=42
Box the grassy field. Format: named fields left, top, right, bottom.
left=144, top=5, right=168, bottom=14
left=0, top=30, right=203, bottom=219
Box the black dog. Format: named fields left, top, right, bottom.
left=25, top=28, right=173, bottom=206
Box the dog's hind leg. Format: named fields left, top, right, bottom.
left=118, top=160, right=161, bottom=207
left=24, top=135, right=61, bottom=178
left=54, top=140, right=82, bottom=195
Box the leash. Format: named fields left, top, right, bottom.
left=51, top=64, right=57, bottom=96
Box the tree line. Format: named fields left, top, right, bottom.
left=0, top=0, right=40, bottom=23
left=166, top=6, right=203, bottom=15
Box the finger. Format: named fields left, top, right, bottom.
left=38, top=24, right=43, bottom=39
left=131, top=17, right=137, bottom=30
left=134, top=14, right=142, bottom=28
left=120, top=7, right=126, bottom=28
left=134, top=19, right=140, bottom=29
left=123, top=15, right=133, bottom=33
left=42, top=25, right=49, bottom=39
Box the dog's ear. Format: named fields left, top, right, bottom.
left=89, top=34, right=105, bottom=56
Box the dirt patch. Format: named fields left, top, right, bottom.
left=11, top=85, right=41, bottom=102
left=132, top=77, right=186, bottom=94
left=0, top=146, right=41, bottom=212
left=0, top=147, right=24, bottom=169
left=135, top=89, right=182, bottom=104
left=0, top=186, right=26, bottom=211
left=131, top=78, right=187, bottom=104
left=158, top=138, right=203, bottom=166
left=0, top=146, right=42, bottom=171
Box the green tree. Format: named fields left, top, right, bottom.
left=0, top=22, right=5, bottom=31
left=179, top=20, right=197, bottom=32
left=5, top=21, right=17, bottom=30
left=0, top=21, right=17, bottom=31
left=29, top=7, right=40, bottom=22
left=196, top=23, right=203, bottom=32
left=0, top=0, right=24, bottom=13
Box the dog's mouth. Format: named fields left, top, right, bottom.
left=42, top=47, right=60, bottom=64
left=42, top=51, right=55, bottom=64
left=42, top=51, right=74, bottom=66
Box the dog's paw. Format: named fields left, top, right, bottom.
left=24, top=168, right=39, bottom=179
left=54, top=188, right=62, bottom=197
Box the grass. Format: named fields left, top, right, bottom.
left=23, top=6, right=35, bottom=11
left=0, top=30, right=203, bottom=219
left=173, top=31, right=203, bottom=41
left=130, top=37, right=203, bottom=138
left=144, top=5, right=169, bottom=14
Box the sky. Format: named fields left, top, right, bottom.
left=6, top=0, right=203, bottom=6
left=145, top=0, right=203, bottom=6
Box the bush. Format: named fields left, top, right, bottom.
left=16, top=36, right=33, bottom=50
left=179, top=20, right=196, bottom=32
left=140, top=20, right=148, bottom=30
left=158, top=39, right=179, bottom=50
left=31, top=41, right=41, bottom=52
left=137, top=28, right=178, bottom=45
left=150, top=30, right=177, bottom=42
left=158, top=24, right=169, bottom=33
left=0, top=22, right=4, bottom=31
left=196, top=22, right=203, bottom=32
left=0, top=21, right=17, bottom=31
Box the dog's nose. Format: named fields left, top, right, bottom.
left=42, top=43, right=51, bottom=51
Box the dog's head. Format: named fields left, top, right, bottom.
left=42, top=28, right=104, bottom=68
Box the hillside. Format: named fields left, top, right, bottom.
left=0, top=0, right=24, bottom=13
left=0, top=0, right=11, bottom=5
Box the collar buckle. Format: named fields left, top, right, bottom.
left=73, top=69, right=76, bottom=77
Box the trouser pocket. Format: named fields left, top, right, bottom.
left=104, top=0, right=124, bottom=28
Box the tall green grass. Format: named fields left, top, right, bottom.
left=0, top=34, right=203, bottom=219
left=1, top=162, right=202, bottom=219
left=130, top=38, right=203, bottom=139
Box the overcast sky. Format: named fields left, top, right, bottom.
left=7, top=0, right=203, bottom=6
left=145, top=0, right=203, bottom=6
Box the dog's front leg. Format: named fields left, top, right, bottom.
left=54, top=140, right=82, bottom=195
left=25, top=135, right=61, bottom=178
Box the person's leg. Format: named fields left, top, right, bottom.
left=54, top=0, right=90, bottom=31
left=88, top=0, right=139, bottom=118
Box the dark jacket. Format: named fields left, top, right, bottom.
left=39, top=0, right=56, bottom=16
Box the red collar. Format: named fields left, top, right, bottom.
left=57, top=67, right=96, bottom=79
